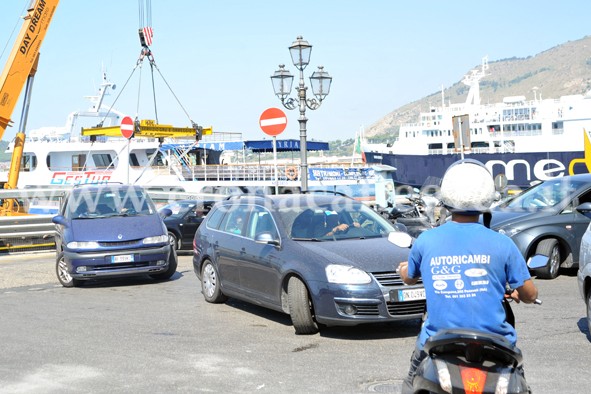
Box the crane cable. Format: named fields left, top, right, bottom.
left=97, top=0, right=195, bottom=130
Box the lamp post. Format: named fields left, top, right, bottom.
left=271, top=36, right=332, bottom=192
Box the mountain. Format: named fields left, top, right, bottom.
left=365, top=35, right=591, bottom=140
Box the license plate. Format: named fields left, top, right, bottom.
left=111, top=254, right=134, bottom=263
left=392, top=288, right=426, bottom=302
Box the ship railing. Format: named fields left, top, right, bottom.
left=200, top=132, right=243, bottom=142
left=181, top=162, right=369, bottom=182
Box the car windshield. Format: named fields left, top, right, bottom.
left=499, top=179, right=586, bottom=210
left=67, top=187, right=156, bottom=219
left=279, top=202, right=395, bottom=240
left=160, top=201, right=196, bottom=218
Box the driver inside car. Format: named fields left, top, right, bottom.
left=323, top=212, right=360, bottom=236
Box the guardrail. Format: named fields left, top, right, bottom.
left=0, top=215, right=56, bottom=253
left=0, top=189, right=65, bottom=254
left=0, top=188, right=227, bottom=254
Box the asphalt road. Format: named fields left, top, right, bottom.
left=0, top=252, right=589, bottom=393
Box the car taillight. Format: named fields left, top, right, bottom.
left=460, top=366, right=487, bottom=394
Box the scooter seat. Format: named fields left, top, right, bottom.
left=424, top=328, right=523, bottom=367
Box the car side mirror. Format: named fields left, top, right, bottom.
left=52, top=215, right=68, bottom=226
left=159, top=208, right=172, bottom=218
left=576, top=202, right=591, bottom=218
left=527, top=254, right=548, bottom=270
left=255, top=232, right=280, bottom=246
left=388, top=231, right=412, bottom=248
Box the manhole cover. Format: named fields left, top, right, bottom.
left=365, top=379, right=403, bottom=393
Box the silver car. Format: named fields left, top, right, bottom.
left=577, top=201, right=591, bottom=332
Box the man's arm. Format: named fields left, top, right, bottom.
left=398, top=261, right=419, bottom=285
left=509, top=279, right=538, bottom=304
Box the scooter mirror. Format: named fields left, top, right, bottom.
left=388, top=231, right=412, bottom=248
left=392, top=222, right=408, bottom=233
left=527, top=254, right=548, bottom=269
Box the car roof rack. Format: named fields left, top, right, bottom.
left=302, top=190, right=349, bottom=197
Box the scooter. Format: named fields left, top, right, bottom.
left=380, top=194, right=433, bottom=238
left=409, top=255, right=546, bottom=394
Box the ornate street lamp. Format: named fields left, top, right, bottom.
left=271, top=36, right=332, bottom=192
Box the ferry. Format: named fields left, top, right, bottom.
left=362, top=57, right=591, bottom=191
left=0, top=73, right=395, bottom=210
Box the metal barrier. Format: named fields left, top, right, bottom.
left=0, top=189, right=65, bottom=254
left=0, top=215, right=56, bottom=254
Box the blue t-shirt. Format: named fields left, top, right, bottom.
left=407, top=221, right=531, bottom=347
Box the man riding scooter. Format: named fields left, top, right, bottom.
left=398, top=159, right=539, bottom=393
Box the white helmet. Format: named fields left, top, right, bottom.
left=440, top=159, right=496, bottom=213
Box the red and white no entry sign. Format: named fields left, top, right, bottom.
left=259, top=107, right=287, bottom=136
left=120, top=116, right=134, bottom=139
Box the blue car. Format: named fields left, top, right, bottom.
left=52, top=184, right=177, bottom=287
left=193, top=194, right=426, bottom=335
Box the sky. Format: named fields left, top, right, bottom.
left=1, top=0, right=590, bottom=144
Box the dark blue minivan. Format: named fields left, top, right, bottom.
left=52, top=184, right=177, bottom=287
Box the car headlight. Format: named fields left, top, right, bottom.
left=67, top=241, right=100, bottom=249
left=142, top=234, right=168, bottom=245
left=325, top=264, right=371, bottom=284
left=497, top=226, right=522, bottom=237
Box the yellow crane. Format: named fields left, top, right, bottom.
left=0, top=0, right=59, bottom=215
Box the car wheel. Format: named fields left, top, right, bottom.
left=535, top=239, right=561, bottom=279
left=587, top=289, right=591, bottom=335
left=150, top=248, right=178, bottom=280
left=201, top=260, right=227, bottom=303
left=168, top=231, right=180, bottom=251
left=56, top=252, right=80, bottom=288
left=287, top=276, right=318, bottom=335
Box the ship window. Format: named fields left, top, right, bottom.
left=21, top=154, right=37, bottom=172
left=552, top=121, right=564, bottom=130
left=155, top=151, right=165, bottom=166
left=92, top=154, right=113, bottom=169
left=428, top=143, right=443, bottom=150
left=145, top=149, right=166, bottom=166
left=129, top=153, right=140, bottom=166
left=471, top=142, right=488, bottom=148
left=72, top=154, right=86, bottom=171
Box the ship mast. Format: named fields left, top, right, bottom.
left=462, top=56, right=489, bottom=106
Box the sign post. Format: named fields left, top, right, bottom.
left=259, top=108, right=287, bottom=194
left=120, top=116, right=134, bottom=184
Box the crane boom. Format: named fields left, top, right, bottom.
left=0, top=0, right=59, bottom=137
left=0, top=0, right=59, bottom=215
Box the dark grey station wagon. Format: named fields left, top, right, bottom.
left=192, top=193, right=426, bottom=335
